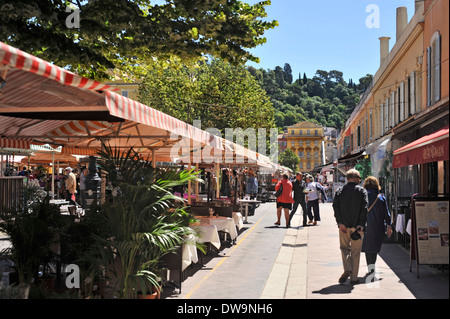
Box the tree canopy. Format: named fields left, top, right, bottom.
left=137, top=57, right=275, bottom=135
left=278, top=148, right=299, bottom=172
left=248, top=66, right=373, bottom=131
left=0, top=0, right=278, bottom=80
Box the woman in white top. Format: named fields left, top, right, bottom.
left=305, top=175, right=327, bottom=225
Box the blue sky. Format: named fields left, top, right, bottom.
left=246, top=0, right=416, bottom=83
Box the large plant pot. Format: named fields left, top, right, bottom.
left=0, top=283, right=30, bottom=299
left=137, top=291, right=158, bottom=299
left=38, top=277, right=55, bottom=293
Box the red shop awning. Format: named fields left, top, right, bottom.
left=393, top=126, right=449, bottom=168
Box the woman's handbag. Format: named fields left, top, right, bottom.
left=275, top=183, right=283, bottom=198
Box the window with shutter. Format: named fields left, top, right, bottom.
left=427, top=46, right=432, bottom=106
left=399, top=82, right=405, bottom=122
left=435, top=34, right=441, bottom=103
left=357, top=126, right=361, bottom=147
left=365, top=115, right=368, bottom=144
left=397, top=86, right=401, bottom=123
left=384, top=98, right=389, bottom=132
left=390, top=92, right=395, bottom=128
left=409, top=71, right=416, bottom=114
left=380, top=103, right=384, bottom=135
left=427, top=32, right=442, bottom=107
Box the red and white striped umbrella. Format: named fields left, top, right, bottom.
left=0, top=41, right=224, bottom=162
left=0, top=41, right=113, bottom=92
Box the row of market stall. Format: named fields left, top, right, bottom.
left=0, top=40, right=292, bottom=210
left=0, top=41, right=296, bottom=296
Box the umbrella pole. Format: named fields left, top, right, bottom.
left=188, top=161, right=192, bottom=205
left=195, top=165, right=199, bottom=199
left=152, top=149, right=156, bottom=169
left=51, top=152, right=55, bottom=198
left=215, top=162, right=220, bottom=199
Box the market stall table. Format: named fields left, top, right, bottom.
left=238, top=199, right=262, bottom=223
left=194, top=216, right=238, bottom=242
left=49, top=199, right=70, bottom=205
left=182, top=235, right=199, bottom=272
left=189, top=223, right=221, bottom=250
left=232, top=212, right=244, bottom=230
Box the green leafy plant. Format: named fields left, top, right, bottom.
left=84, top=146, right=201, bottom=298
left=0, top=0, right=278, bottom=81
left=0, top=187, right=64, bottom=286
left=355, top=155, right=372, bottom=180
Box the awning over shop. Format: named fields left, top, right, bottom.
left=365, top=134, right=392, bottom=157
left=393, top=126, right=449, bottom=168
left=0, top=138, right=30, bottom=149
left=337, top=149, right=366, bottom=162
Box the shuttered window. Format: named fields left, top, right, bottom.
left=427, top=32, right=441, bottom=106
left=435, top=34, right=441, bottom=103
left=384, top=97, right=389, bottom=132
left=409, top=71, right=416, bottom=115
left=399, top=82, right=405, bottom=122
left=390, top=92, right=395, bottom=128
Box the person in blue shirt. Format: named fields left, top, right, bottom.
left=18, top=166, right=27, bottom=176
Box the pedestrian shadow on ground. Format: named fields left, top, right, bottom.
left=312, top=283, right=354, bottom=295
left=264, top=225, right=286, bottom=229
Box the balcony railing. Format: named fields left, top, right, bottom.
left=288, top=133, right=323, bottom=137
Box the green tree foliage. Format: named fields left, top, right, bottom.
left=248, top=66, right=371, bottom=131
left=283, top=63, right=293, bottom=84
left=355, top=155, right=372, bottom=180
left=0, top=0, right=278, bottom=81
left=278, top=148, right=299, bottom=172
left=138, top=57, right=275, bottom=135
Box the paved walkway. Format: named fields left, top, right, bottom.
left=265, top=203, right=449, bottom=299
left=164, top=202, right=449, bottom=300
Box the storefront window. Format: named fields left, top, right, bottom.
left=398, top=165, right=419, bottom=197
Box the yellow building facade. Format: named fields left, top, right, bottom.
left=105, top=80, right=141, bottom=101
left=286, top=122, right=325, bottom=172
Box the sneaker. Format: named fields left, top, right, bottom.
left=308, top=220, right=313, bottom=225
left=313, top=221, right=317, bottom=225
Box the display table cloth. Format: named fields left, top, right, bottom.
left=189, top=224, right=221, bottom=250
left=182, top=235, right=199, bottom=271
left=232, top=212, right=244, bottom=230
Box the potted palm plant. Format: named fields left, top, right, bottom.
left=0, top=186, right=64, bottom=298
left=84, top=146, right=201, bottom=299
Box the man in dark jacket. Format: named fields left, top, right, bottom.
left=288, top=172, right=308, bottom=227
left=332, top=169, right=368, bottom=285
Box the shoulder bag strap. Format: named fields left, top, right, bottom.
left=367, top=194, right=381, bottom=212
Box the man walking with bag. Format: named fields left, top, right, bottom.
left=332, top=169, right=368, bottom=285
left=288, top=172, right=308, bottom=227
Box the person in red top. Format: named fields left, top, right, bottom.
left=275, top=173, right=295, bottom=227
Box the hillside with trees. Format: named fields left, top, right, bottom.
left=248, top=63, right=373, bottom=131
